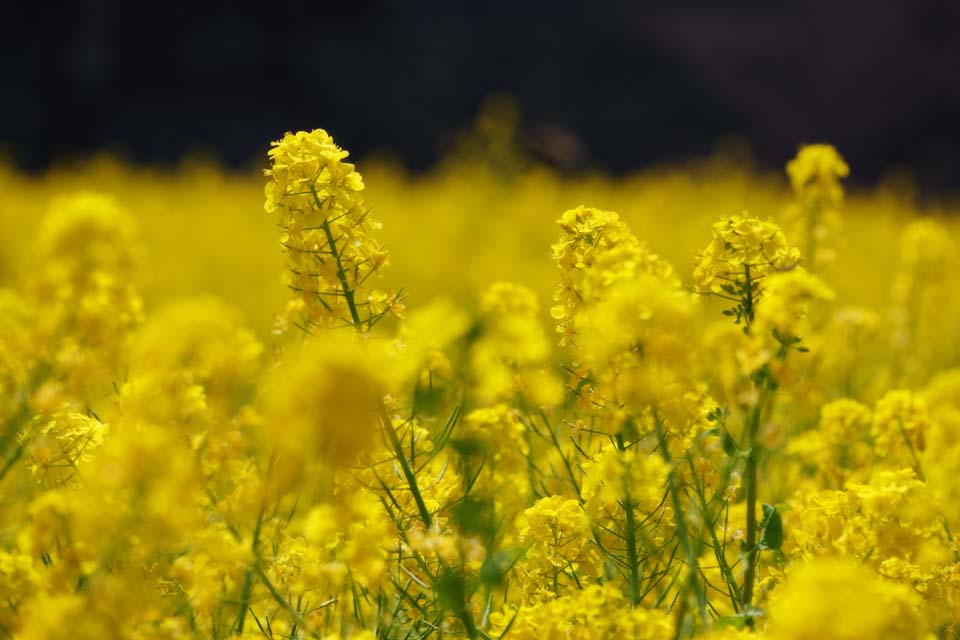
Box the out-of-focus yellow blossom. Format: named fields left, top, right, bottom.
left=786, top=144, right=849, bottom=208
left=818, top=305, right=881, bottom=395
left=889, top=217, right=957, bottom=385
left=259, top=336, right=393, bottom=488
left=753, top=269, right=834, bottom=340
left=0, top=550, right=40, bottom=631
left=582, top=445, right=669, bottom=514
left=784, top=144, right=849, bottom=270
left=871, top=389, right=928, bottom=464
left=490, top=583, right=674, bottom=639
left=18, top=410, right=107, bottom=487
left=130, top=297, right=263, bottom=412
left=28, top=192, right=143, bottom=398
left=471, top=282, right=560, bottom=406
left=787, top=398, right=872, bottom=482
left=767, top=558, right=927, bottom=640
left=459, top=405, right=529, bottom=491
left=393, top=297, right=471, bottom=380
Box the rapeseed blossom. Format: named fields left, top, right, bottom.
left=0, top=122, right=958, bottom=639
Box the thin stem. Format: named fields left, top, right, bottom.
left=235, top=506, right=266, bottom=633
left=741, top=410, right=760, bottom=608
left=654, top=419, right=708, bottom=626
left=614, top=433, right=642, bottom=608
left=253, top=562, right=319, bottom=638
left=381, top=404, right=432, bottom=528
left=308, top=186, right=363, bottom=330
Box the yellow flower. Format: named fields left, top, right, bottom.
left=260, top=335, right=394, bottom=489
left=266, top=129, right=399, bottom=332
left=18, top=410, right=107, bottom=487
left=582, top=444, right=669, bottom=514
left=753, top=268, right=834, bottom=339
left=786, top=144, right=849, bottom=208
left=871, top=390, right=927, bottom=461
left=552, top=205, right=675, bottom=344
left=768, top=558, right=925, bottom=640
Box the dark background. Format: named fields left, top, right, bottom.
left=3, top=0, right=959, bottom=189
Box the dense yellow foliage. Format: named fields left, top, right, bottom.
left=0, top=121, right=959, bottom=639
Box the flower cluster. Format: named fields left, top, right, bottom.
left=0, top=123, right=957, bottom=640
left=265, top=129, right=401, bottom=333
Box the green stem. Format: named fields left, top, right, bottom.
left=309, top=186, right=363, bottom=330
left=235, top=506, right=265, bottom=633
left=685, top=455, right=742, bottom=612
left=654, top=420, right=708, bottom=626
left=538, top=411, right=581, bottom=499
left=309, top=187, right=430, bottom=532
left=616, top=433, right=642, bottom=607
left=896, top=417, right=925, bottom=481
left=741, top=390, right=765, bottom=610
left=0, top=445, right=23, bottom=484
left=254, top=562, right=318, bottom=637
left=381, top=404, right=432, bottom=528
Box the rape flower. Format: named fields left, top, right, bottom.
left=260, top=336, right=393, bottom=485
left=784, top=144, right=849, bottom=270
left=490, top=584, right=674, bottom=639
left=693, top=213, right=801, bottom=302
left=18, top=410, right=107, bottom=487
left=582, top=445, right=669, bottom=515
left=29, top=192, right=143, bottom=391
left=265, top=129, right=400, bottom=332
left=472, top=282, right=560, bottom=406
left=753, top=269, right=834, bottom=343
left=551, top=205, right=675, bottom=344
left=514, top=496, right=600, bottom=597
left=767, top=558, right=925, bottom=640
left=786, top=144, right=849, bottom=208
left=871, top=390, right=928, bottom=464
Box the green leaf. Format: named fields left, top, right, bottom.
left=716, top=606, right=765, bottom=629
left=722, top=430, right=738, bottom=457
left=759, top=503, right=784, bottom=551
left=436, top=568, right=467, bottom=611
left=449, top=437, right=486, bottom=458
left=479, top=549, right=520, bottom=587
left=451, top=497, right=495, bottom=536
left=714, top=615, right=747, bottom=630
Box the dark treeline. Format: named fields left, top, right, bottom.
left=2, top=0, right=959, bottom=190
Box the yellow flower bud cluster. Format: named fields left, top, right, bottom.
left=694, top=213, right=801, bottom=296
left=265, top=129, right=400, bottom=332
left=783, top=144, right=849, bottom=270
left=786, top=144, right=849, bottom=210
left=551, top=205, right=675, bottom=345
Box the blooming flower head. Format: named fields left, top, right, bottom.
left=552, top=205, right=676, bottom=345
left=753, top=269, right=834, bottom=339
left=694, top=213, right=801, bottom=295
left=582, top=445, right=669, bottom=514
left=264, top=129, right=364, bottom=216
left=786, top=143, right=849, bottom=208
left=768, top=558, right=924, bottom=640
left=18, top=411, right=107, bottom=487
left=265, top=129, right=399, bottom=333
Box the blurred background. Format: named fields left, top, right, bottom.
left=2, top=0, right=959, bottom=189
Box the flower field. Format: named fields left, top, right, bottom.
left=0, top=124, right=958, bottom=639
